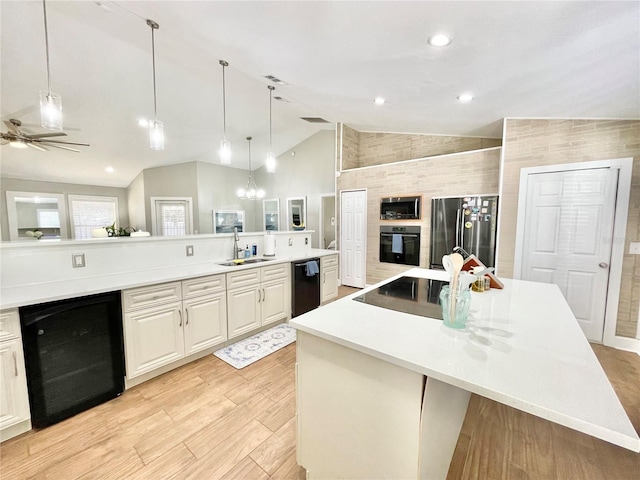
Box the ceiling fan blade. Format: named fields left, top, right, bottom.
left=27, top=142, right=48, bottom=152
left=42, top=143, right=81, bottom=153
left=36, top=139, right=90, bottom=147
left=18, top=121, right=81, bottom=132
left=26, top=132, right=68, bottom=139
left=3, top=120, right=20, bottom=135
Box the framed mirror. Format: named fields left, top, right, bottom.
left=213, top=209, right=245, bottom=234
left=263, top=198, right=280, bottom=231
left=6, top=191, right=69, bottom=241
left=286, top=196, right=306, bottom=231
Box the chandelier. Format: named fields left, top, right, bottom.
left=237, top=136, right=265, bottom=200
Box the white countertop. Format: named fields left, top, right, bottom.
left=290, top=267, right=640, bottom=452
left=0, top=249, right=336, bottom=309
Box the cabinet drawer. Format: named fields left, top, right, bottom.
left=0, top=309, right=20, bottom=342
left=321, top=255, right=338, bottom=268
left=261, top=263, right=289, bottom=282
left=182, top=274, right=226, bottom=299
left=123, top=282, right=182, bottom=312
left=227, top=269, right=261, bottom=289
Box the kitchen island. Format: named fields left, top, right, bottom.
left=290, top=268, right=640, bottom=480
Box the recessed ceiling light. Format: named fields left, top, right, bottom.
left=428, top=34, right=452, bottom=47
left=457, top=93, right=474, bottom=103
left=137, top=118, right=149, bottom=127
left=105, top=166, right=115, bottom=173
left=374, top=97, right=386, bottom=105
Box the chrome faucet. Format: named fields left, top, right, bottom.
left=233, top=227, right=243, bottom=260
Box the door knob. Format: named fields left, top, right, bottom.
left=599, top=262, right=609, bottom=268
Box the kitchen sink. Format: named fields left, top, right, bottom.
left=218, top=258, right=274, bottom=267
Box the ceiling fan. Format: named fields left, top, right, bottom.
left=0, top=119, right=89, bottom=152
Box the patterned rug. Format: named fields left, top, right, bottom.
left=213, top=323, right=296, bottom=369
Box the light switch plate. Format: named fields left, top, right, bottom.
left=72, top=253, right=85, bottom=268
left=630, top=242, right=640, bottom=255
left=186, top=245, right=194, bottom=257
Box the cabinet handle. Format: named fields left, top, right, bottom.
left=178, top=310, right=183, bottom=327
left=323, top=273, right=326, bottom=283
left=13, top=352, right=18, bottom=377
left=185, top=308, right=189, bottom=325
left=262, top=288, right=266, bottom=302
left=258, top=289, right=261, bottom=303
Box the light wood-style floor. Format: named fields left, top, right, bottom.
left=1, top=285, right=639, bottom=479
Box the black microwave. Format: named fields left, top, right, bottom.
left=380, top=196, right=421, bottom=220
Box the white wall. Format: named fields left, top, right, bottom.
left=1, top=177, right=130, bottom=241
left=254, top=130, right=336, bottom=248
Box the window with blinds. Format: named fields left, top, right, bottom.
left=151, top=198, right=193, bottom=236
left=68, top=195, right=118, bottom=239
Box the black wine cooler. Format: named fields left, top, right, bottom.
left=20, top=291, right=125, bottom=428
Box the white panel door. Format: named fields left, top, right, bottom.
left=124, top=302, right=185, bottom=378
left=183, top=292, right=227, bottom=355
left=520, top=168, right=618, bottom=341
left=341, top=190, right=366, bottom=288
left=0, top=338, right=30, bottom=432
left=262, top=279, right=289, bottom=326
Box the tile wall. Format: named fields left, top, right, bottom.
left=340, top=123, right=501, bottom=169
left=337, top=148, right=501, bottom=284
left=499, top=119, right=640, bottom=338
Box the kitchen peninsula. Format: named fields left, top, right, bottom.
left=291, top=268, right=640, bottom=480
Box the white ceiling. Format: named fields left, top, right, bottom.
left=1, top=1, right=638, bottom=188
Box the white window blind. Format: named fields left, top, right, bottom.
left=37, top=209, right=60, bottom=228
left=69, top=195, right=118, bottom=239
left=153, top=199, right=192, bottom=236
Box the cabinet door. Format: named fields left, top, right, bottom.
left=0, top=338, right=30, bottom=432
left=227, top=287, right=261, bottom=339
left=183, top=292, right=227, bottom=356
left=123, top=302, right=185, bottom=379
left=262, top=278, right=290, bottom=326
left=321, top=266, right=339, bottom=303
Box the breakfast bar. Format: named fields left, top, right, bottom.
left=290, top=268, right=640, bottom=480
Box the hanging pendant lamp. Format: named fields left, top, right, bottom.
left=147, top=19, right=164, bottom=150
left=39, top=0, right=62, bottom=131
left=237, top=136, right=265, bottom=200
left=219, top=60, right=231, bottom=165
left=265, top=85, right=276, bottom=173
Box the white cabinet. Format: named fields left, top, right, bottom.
left=227, top=263, right=290, bottom=339
left=321, top=254, right=339, bottom=303
left=0, top=309, right=31, bottom=442
left=122, top=274, right=227, bottom=379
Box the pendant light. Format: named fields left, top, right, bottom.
left=147, top=19, right=164, bottom=150
left=265, top=85, right=276, bottom=173
left=237, top=137, right=265, bottom=200
left=39, top=0, right=62, bottom=131
left=219, top=60, right=231, bottom=165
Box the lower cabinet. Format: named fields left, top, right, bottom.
left=227, top=263, right=291, bottom=339
left=0, top=309, right=31, bottom=442
left=122, top=274, right=227, bottom=379
left=321, top=254, right=339, bottom=303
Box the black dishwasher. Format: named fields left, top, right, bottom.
left=292, top=258, right=321, bottom=318
left=20, top=291, right=125, bottom=428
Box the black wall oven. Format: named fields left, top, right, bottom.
left=379, top=225, right=421, bottom=266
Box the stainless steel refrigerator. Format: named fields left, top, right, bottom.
left=429, top=195, right=498, bottom=269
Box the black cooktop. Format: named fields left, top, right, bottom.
left=353, top=276, right=448, bottom=319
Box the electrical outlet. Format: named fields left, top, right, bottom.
left=630, top=242, right=640, bottom=255
left=186, top=245, right=194, bottom=257
left=72, top=253, right=85, bottom=268
left=305, top=237, right=308, bottom=245
left=289, top=238, right=293, bottom=246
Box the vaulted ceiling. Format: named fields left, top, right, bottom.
left=1, top=1, right=638, bottom=187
